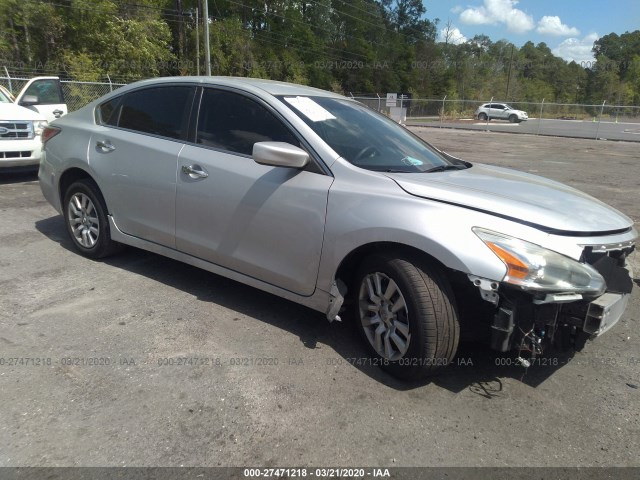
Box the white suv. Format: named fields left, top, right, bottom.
left=475, top=102, right=528, bottom=123
left=1, top=77, right=67, bottom=168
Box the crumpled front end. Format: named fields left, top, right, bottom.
left=470, top=232, right=636, bottom=362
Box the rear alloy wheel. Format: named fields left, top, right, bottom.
left=355, top=254, right=460, bottom=380
left=63, top=179, right=121, bottom=259
left=478, top=112, right=488, bottom=121
left=509, top=114, right=518, bottom=123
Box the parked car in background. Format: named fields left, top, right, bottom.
left=1, top=77, right=68, bottom=168
left=476, top=102, right=528, bottom=122
left=39, top=77, right=635, bottom=380
left=13, top=76, right=68, bottom=123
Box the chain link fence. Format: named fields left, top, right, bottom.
left=2, top=69, right=638, bottom=141
left=354, top=96, right=640, bottom=141
left=1, top=72, right=126, bottom=112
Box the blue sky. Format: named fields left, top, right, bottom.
left=424, top=0, right=640, bottom=63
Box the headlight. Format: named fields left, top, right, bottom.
left=34, top=120, right=48, bottom=136
left=473, top=228, right=605, bottom=294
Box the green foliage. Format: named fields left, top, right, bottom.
left=0, top=1, right=637, bottom=104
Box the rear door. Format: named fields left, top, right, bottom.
left=175, top=88, right=333, bottom=295
left=89, top=85, right=196, bottom=248
left=15, top=77, right=68, bottom=122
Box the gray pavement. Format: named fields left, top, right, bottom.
left=0, top=130, right=639, bottom=468
left=409, top=118, right=640, bottom=142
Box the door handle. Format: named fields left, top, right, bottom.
left=96, top=140, right=116, bottom=152
left=53, top=109, right=64, bottom=118
left=182, top=164, right=209, bottom=179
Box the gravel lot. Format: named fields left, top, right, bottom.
left=0, top=129, right=638, bottom=469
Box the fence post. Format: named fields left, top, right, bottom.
left=595, top=100, right=606, bottom=140
left=3, top=66, right=12, bottom=93
left=376, top=93, right=381, bottom=112
left=107, top=74, right=113, bottom=92
left=536, top=99, right=544, bottom=136
left=485, top=96, right=493, bottom=131
left=440, top=95, right=447, bottom=128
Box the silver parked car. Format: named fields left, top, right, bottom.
left=39, top=77, right=636, bottom=380
left=476, top=102, right=528, bottom=122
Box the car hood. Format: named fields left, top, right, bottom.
left=386, top=164, right=634, bottom=234
left=0, top=103, right=45, bottom=121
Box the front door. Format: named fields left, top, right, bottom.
left=16, top=77, right=68, bottom=122
left=175, top=88, right=333, bottom=295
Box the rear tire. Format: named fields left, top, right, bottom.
left=478, top=112, right=488, bottom=121
left=63, top=179, right=121, bottom=259
left=354, top=253, right=460, bottom=380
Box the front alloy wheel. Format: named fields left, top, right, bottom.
left=359, top=272, right=411, bottom=361
left=355, top=254, right=460, bottom=380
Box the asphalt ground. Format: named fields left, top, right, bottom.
left=0, top=129, right=638, bottom=470
left=408, top=118, right=640, bottom=142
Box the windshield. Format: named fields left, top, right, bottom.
left=279, top=96, right=455, bottom=173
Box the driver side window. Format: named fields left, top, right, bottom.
left=21, top=79, right=64, bottom=105
left=196, top=89, right=299, bottom=156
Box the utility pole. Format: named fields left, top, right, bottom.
left=505, top=44, right=514, bottom=100
left=203, top=0, right=211, bottom=76
left=176, top=0, right=184, bottom=61
left=195, top=7, right=200, bottom=75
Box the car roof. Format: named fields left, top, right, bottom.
left=116, top=76, right=345, bottom=99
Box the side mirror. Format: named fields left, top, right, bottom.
left=252, top=142, right=309, bottom=169
left=20, top=95, right=39, bottom=106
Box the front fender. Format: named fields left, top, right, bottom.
left=317, top=159, right=535, bottom=293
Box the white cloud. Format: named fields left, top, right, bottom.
left=537, top=16, right=580, bottom=36
left=552, top=33, right=600, bottom=64
left=439, top=26, right=468, bottom=44
left=458, top=0, right=535, bottom=34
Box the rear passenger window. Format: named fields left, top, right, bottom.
left=196, top=89, right=299, bottom=156
left=117, top=86, right=194, bottom=140
left=97, top=97, right=122, bottom=126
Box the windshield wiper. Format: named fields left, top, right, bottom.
left=423, top=164, right=468, bottom=173
left=370, top=168, right=411, bottom=173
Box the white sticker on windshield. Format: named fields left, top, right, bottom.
left=284, top=96, right=336, bottom=122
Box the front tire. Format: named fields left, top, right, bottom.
left=509, top=114, right=518, bottom=123
left=355, top=253, right=460, bottom=380
left=63, top=179, right=121, bottom=259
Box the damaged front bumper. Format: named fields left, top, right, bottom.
left=472, top=244, right=636, bottom=354
left=584, top=292, right=631, bottom=336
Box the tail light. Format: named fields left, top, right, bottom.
left=41, top=126, right=61, bottom=146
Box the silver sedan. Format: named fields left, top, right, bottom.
left=39, top=77, right=636, bottom=379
